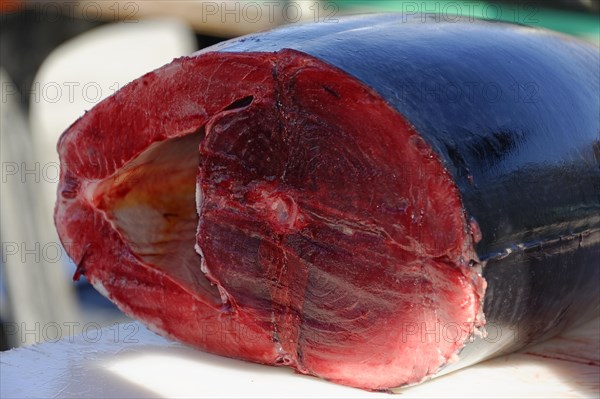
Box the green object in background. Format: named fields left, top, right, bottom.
left=335, top=1, right=600, bottom=45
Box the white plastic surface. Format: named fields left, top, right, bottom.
left=1, top=318, right=598, bottom=398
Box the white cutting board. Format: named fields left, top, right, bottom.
left=1, top=317, right=598, bottom=398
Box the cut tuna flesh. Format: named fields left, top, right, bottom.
left=55, top=15, right=600, bottom=391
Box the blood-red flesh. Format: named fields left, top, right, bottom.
left=56, top=50, right=484, bottom=390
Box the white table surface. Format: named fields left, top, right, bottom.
left=1, top=318, right=598, bottom=398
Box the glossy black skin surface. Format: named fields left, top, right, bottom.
left=205, top=14, right=600, bottom=369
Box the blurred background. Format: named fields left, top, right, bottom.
left=1, top=0, right=599, bottom=350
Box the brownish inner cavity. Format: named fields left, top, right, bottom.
left=89, top=130, right=221, bottom=304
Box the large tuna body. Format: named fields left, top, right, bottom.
left=55, top=15, right=599, bottom=391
